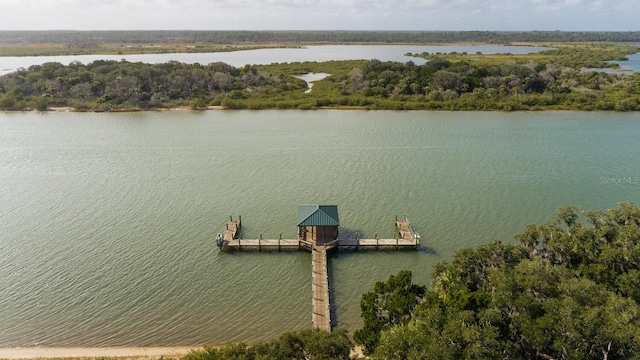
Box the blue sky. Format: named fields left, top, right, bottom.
left=1, top=0, right=638, bottom=31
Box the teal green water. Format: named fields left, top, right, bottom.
left=0, top=110, right=639, bottom=346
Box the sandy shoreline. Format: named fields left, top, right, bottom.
left=0, top=347, right=196, bottom=359
left=0, top=346, right=365, bottom=359
left=46, top=106, right=224, bottom=112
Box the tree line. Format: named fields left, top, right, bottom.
left=2, top=30, right=640, bottom=45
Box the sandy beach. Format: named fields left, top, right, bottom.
left=0, top=347, right=195, bottom=359
left=0, top=346, right=365, bottom=359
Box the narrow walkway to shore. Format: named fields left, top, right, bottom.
left=311, top=245, right=331, bottom=331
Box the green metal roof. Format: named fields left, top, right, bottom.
left=297, top=205, right=340, bottom=227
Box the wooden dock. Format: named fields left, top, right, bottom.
left=311, top=245, right=331, bottom=331
left=397, top=215, right=418, bottom=242
left=216, top=214, right=420, bottom=332
left=218, top=238, right=310, bottom=251
left=216, top=216, right=241, bottom=248
left=338, top=216, right=420, bottom=250
left=217, top=216, right=419, bottom=251
left=338, top=237, right=418, bottom=250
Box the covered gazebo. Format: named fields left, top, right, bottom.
left=297, top=205, right=339, bottom=246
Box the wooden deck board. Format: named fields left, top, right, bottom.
left=223, top=220, right=240, bottom=242
left=311, top=246, right=331, bottom=332
left=338, top=238, right=417, bottom=247
left=396, top=219, right=414, bottom=241
left=223, top=239, right=301, bottom=247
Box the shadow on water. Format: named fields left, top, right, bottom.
left=338, top=227, right=361, bottom=242
left=416, top=245, right=438, bottom=256
left=326, top=250, right=340, bottom=332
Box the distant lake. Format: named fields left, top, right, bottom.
left=586, top=51, right=640, bottom=74
left=1, top=110, right=639, bottom=347
left=0, top=45, right=550, bottom=75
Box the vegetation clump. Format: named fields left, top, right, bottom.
left=354, top=202, right=640, bottom=359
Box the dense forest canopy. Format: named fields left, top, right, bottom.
left=1, top=30, right=640, bottom=45
left=355, top=202, right=640, bottom=359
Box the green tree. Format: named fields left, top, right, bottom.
left=354, top=270, right=425, bottom=355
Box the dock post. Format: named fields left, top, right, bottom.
left=396, top=237, right=399, bottom=251
left=375, top=233, right=378, bottom=251
left=278, top=234, right=281, bottom=251
left=239, top=215, right=242, bottom=226
left=259, top=234, right=262, bottom=252
left=238, top=238, right=241, bottom=251
left=356, top=232, right=359, bottom=251
left=230, top=215, right=233, bottom=222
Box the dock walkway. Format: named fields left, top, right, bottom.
left=311, top=246, right=331, bottom=332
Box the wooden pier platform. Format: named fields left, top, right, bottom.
left=217, top=216, right=419, bottom=251
left=216, top=214, right=421, bottom=332
left=338, top=237, right=418, bottom=250
left=217, top=216, right=241, bottom=244
left=218, top=238, right=307, bottom=251
left=311, top=245, right=331, bottom=332
left=397, top=215, right=421, bottom=244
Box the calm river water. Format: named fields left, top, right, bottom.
left=1, top=110, right=639, bottom=346
left=0, top=45, right=550, bottom=76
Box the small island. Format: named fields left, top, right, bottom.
left=0, top=32, right=639, bottom=111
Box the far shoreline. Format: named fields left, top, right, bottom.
left=16, top=106, right=636, bottom=113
